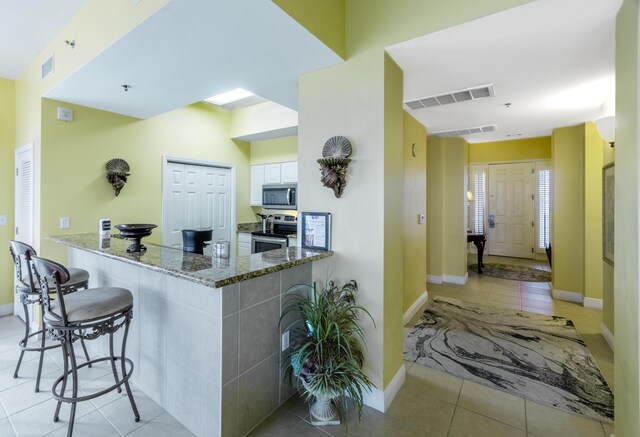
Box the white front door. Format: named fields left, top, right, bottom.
left=162, top=161, right=232, bottom=254
left=14, top=144, right=34, bottom=320
left=487, top=162, right=535, bottom=258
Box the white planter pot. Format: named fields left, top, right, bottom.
left=301, top=378, right=341, bottom=426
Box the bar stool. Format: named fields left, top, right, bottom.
left=8, top=240, right=91, bottom=392
left=30, top=256, right=140, bottom=437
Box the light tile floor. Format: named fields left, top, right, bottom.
left=0, top=255, right=615, bottom=437
left=248, top=255, right=615, bottom=437
left=0, top=315, right=195, bottom=436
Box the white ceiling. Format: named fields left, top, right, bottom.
left=44, top=0, right=343, bottom=119
left=387, top=0, right=621, bottom=143
left=0, top=0, right=89, bottom=79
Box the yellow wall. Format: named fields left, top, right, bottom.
left=427, top=136, right=468, bottom=281
left=583, top=123, right=604, bottom=300
left=0, top=79, right=15, bottom=306
left=614, top=0, right=640, bottom=433
left=403, top=112, right=427, bottom=313
left=272, top=0, right=346, bottom=60
left=382, top=53, right=404, bottom=386
left=551, top=125, right=585, bottom=294
left=249, top=136, right=297, bottom=165
left=469, top=136, right=551, bottom=162
left=602, top=136, right=615, bottom=334
left=39, top=99, right=253, bottom=263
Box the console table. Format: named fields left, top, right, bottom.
left=467, top=233, right=487, bottom=274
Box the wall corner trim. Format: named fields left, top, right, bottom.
left=583, top=297, right=604, bottom=310
left=600, top=322, right=614, bottom=352
left=0, top=303, right=13, bottom=317
left=362, top=364, right=406, bottom=412
left=552, top=289, right=583, bottom=303
left=443, top=273, right=468, bottom=285
left=427, top=275, right=443, bottom=284
left=403, top=291, right=429, bottom=325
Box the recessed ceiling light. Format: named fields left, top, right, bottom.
left=204, top=88, right=254, bottom=106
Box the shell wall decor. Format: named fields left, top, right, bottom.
left=105, top=158, right=130, bottom=197
left=318, top=136, right=352, bottom=198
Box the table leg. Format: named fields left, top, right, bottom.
left=473, top=240, right=485, bottom=274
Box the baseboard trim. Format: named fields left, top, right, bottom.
left=443, top=273, right=468, bottom=285
left=0, top=303, right=13, bottom=317
left=427, top=275, right=443, bottom=284
left=600, top=322, right=614, bottom=352
left=403, top=291, right=429, bottom=326
left=583, top=297, right=603, bottom=310
left=552, top=289, right=583, bottom=303
left=363, top=364, right=406, bottom=413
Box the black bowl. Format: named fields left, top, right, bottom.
left=115, top=224, right=157, bottom=252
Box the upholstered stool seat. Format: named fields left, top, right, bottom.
left=31, top=256, right=139, bottom=437
left=44, top=287, right=132, bottom=324
left=9, top=240, right=91, bottom=393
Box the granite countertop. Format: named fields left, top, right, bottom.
left=236, top=222, right=262, bottom=233
left=48, top=233, right=332, bottom=288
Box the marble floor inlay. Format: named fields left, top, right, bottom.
left=404, top=296, right=614, bottom=423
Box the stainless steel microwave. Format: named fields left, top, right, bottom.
left=262, top=184, right=297, bottom=210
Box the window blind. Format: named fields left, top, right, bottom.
left=473, top=172, right=485, bottom=234
left=538, top=169, right=551, bottom=248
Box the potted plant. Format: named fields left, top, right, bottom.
left=281, top=279, right=374, bottom=428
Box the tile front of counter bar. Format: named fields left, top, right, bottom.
left=60, top=238, right=318, bottom=437
left=49, top=233, right=331, bottom=288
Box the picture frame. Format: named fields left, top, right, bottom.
left=602, top=162, right=615, bottom=266
left=301, top=212, right=332, bottom=251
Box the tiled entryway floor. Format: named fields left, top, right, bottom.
left=248, top=255, right=615, bottom=437
left=0, top=255, right=614, bottom=436
left=0, top=315, right=195, bottom=436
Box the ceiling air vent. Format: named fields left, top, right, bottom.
left=41, top=54, right=54, bottom=79
left=432, top=124, right=497, bottom=137
left=405, top=84, right=495, bottom=110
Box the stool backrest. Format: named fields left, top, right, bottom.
left=30, top=256, right=71, bottom=326
left=9, top=240, right=37, bottom=292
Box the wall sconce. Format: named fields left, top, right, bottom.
left=317, top=136, right=352, bottom=198
left=595, top=116, right=615, bottom=147
left=467, top=190, right=474, bottom=203
left=105, top=158, right=130, bottom=197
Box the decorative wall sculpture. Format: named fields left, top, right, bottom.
left=105, top=158, right=130, bottom=197
left=317, top=136, right=352, bottom=198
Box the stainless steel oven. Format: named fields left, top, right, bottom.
left=262, top=184, right=297, bottom=210
left=251, top=234, right=288, bottom=254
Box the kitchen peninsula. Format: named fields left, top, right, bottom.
left=49, top=233, right=333, bottom=437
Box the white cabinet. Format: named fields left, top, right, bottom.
left=250, top=161, right=297, bottom=207
left=250, top=165, right=265, bottom=206
left=238, top=233, right=252, bottom=256
left=264, top=164, right=282, bottom=184
left=288, top=236, right=299, bottom=248
left=281, top=162, right=298, bottom=184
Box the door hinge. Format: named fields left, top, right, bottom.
left=532, top=221, right=535, bottom=227
left=531, top=247, right=534, bottom=253
left=531, top=194, right=534, bottom=200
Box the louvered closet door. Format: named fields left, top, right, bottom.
left=14, top=144, right=34, bottom=319
left=488, top=162, right=535, bottom=258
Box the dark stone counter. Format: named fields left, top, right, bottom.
left=48, top=233, right=332, bottom=288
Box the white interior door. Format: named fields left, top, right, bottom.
left=488, top=162, right=534, bottom=258
left=162, top=161, right=232, bottom=254
left=14, top=144, right=34, bottom=320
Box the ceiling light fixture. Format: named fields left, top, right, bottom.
left=595, top=116, right=615, bottom=147
left=204, top=88, right=254, bottom=106
left=122, top=84, right=131, bottom=92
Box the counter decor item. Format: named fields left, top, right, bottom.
left=281, top=279, right=373, bottom=428
left=301, top=212, right=331, bottom=251
left=114, top=223, right=157, bottom=253
left=106, top=158, right=130, bottom=196
left=317, top=136, right=352, bottom=198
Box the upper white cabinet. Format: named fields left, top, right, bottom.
left=264, top=164, right=282, bottom=184
left=250, top=161, right=297, bottom=206
left=250, top=165, right=265, bottom=206
left=281, top=162, right=298, bottom=184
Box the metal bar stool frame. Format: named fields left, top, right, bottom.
left=31, top=256, right=139, bottom=437
left=9, top=240, right=91, bottom=393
